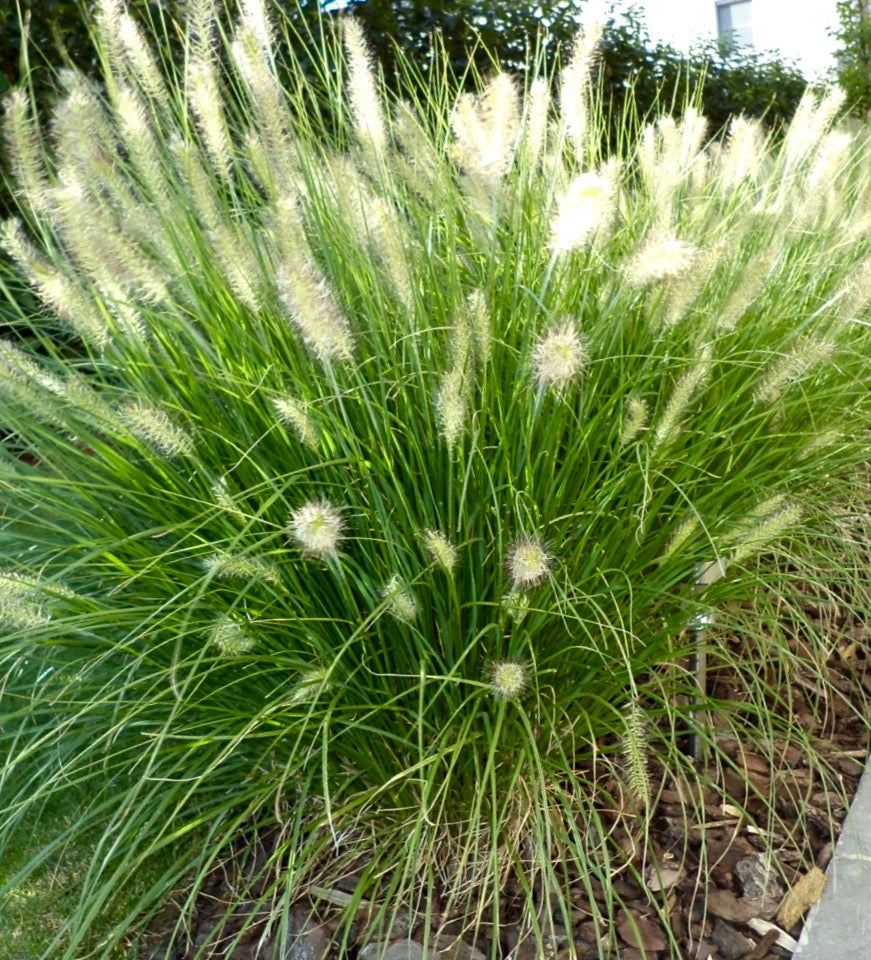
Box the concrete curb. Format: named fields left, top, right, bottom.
left=793, top=757, right=871, bottom=959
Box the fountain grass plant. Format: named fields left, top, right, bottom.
left=1, top=1, right=870, bottom=957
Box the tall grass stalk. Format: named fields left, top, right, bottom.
left=1, top=3, right=869, bottom=957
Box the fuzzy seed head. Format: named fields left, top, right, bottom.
left=383, top=574, right=417, bottom=623
left=551, top=170, right=616, bottom=253
left=423, top=529, right=458, bottom=574
left=652, top=346, right=713, bottom=450
left=662, top=514, right=700, bottom=560
left=450, top=73, right=520, bottom=180
left=343, top=18, right=387, bottom=158
left=202, top=552, right=280, bottom=585
left=620, top=396, right=649, bottom=446
left=627, top=234, right=696, bottom=285
left=753, top=339, right=834, bottom=406
left=623, top=700, right=651, bottom=810
left=489, top=660, right=529, bottom=701
left=289, top=500, right=344, bottom=558
left=507, top=538, right=551, bottom=589
left=719, top=116, right=764, bottom=188
left=288, top=666, right=329, bottom=706
left=468, top=289, right=491, bottom=364
left=533, top=322, right=587, bottom=391
left=272, top=395, right=318, bottom=450
left=436, top=369, right=466, bottom=450
left=121, top=401, right=195, bottom=458
left=277, top=263, right=353, bottom=363
left=730, top=503, right=803, bottom=565
left=210, top=615, right=256, bottom=657
left=0, top=572, right=53, bottom=629
left=212, top=478, right=246, bottom=519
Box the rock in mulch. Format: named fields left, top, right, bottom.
left=711, top=917, right=755, bottom=960
left=274, top=906, right=332, bottom=960
left=734, top=853, right=785, bottom=919
left=359, top=935, right=485, bottom=960
left=615, top=910, right=668, bottom=952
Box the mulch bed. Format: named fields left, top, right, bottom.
left=137, top=584, right=869, bottom=960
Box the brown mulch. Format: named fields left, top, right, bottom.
left=136, top=588, right=869, bottom=960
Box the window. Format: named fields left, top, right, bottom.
left=716, top=0, right=753, bottom=47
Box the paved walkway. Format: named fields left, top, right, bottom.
left=793, top=757, right=871, bottom=959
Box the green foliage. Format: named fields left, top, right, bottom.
left=831, top=0, right=871, bottom=115
left=595, top=9, right=807, bottom=136
left=0, top=3, right=869, bottom=957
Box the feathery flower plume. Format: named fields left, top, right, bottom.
left=559, top=23, right=603, bottom=161
left=272, top=396, right=318, bottom=450
left=343, top=19, right=387, bottom=160
left=115, top=86, right=166, bottom=197
left=450, top=73, right=520, bottom=180
left=627, top=234, right=697, bottom=285
left=532, top=321, right=588, bottom=391
left=3, top=90, right=50, bottom=216
left=0, top=339, right=66, bottom=397
left=507, top=537, right=551, bottom=589
left=422, top=530, right=458, bottom=574
left=240, top=0, right=274, bottom=54
left=638, top=111, right=707, bottom=225
left=289, top=500, right=344, bottom=559
left=392, top=101, right=441, bottom=197
left=366, top=196, right=414, bottom=309
left=652, top=345, right=713, bottom=450
left=0, top=571, right=71, bottom=629
left=94, top=0, right=126, bottom=78
left=121, top=401, right=195, bottom=458
left=229, top=25, right=293, bottom=183
left=276, top=262, right=353, bottom=363
left=211, top=478, right=246, bottom=519
left=436, top=307, right=475, bottom=450
left=117, top=12, right=167, bottom=104
left=0, top=340, right=111, bottom=429
left=753, top=339, right=834, bottom=406
left=550, top=168, right=617, bottom=254
left=210, top=614, right=256, bottom=657
left=783, top=88, right=846, bottom=174
left=202, top=552, right=280, bottom=585
left=288, top=666, right=330, bottom=706
left=382, top=575, right=417, bottom=624
left=807, top=130, right=853, bottom=195
left=209, top=223, right=263, bottom=310
left=1, top=219, right=110, bottom=347
left=489, top=661, right=529, bottom=701
left=468, top=289, right=492, bottom=364
left=729, top=503, right=803, bottom=565
left=52, top=175, right=169, bottom=305
left=661, top=514, right=700, bottom=560
left=173, top=138, right=221, bottom=228
left=716, top=258, right=770, bottom=332
left=619, top=396, right=649, bottom=446
left=522, top=78, right=550, bottom=165
left=719, top=116, right=765, bottom=188
left=436, top=369, right=467, bottom=451
left=659, top=244, right=723, bottom=329
left=623, top=699, right=651, bottom=810
left=187, top=59, right=234, bottom=184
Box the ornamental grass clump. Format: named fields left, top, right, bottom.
left=1, top=3, right=869, bottom=957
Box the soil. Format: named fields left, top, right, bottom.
left=135, top=582, right=870, bottom=960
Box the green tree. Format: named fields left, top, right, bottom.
left=831, top=0, right=871, bottom=114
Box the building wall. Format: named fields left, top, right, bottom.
left=606, top=0, right=840, bottom=78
